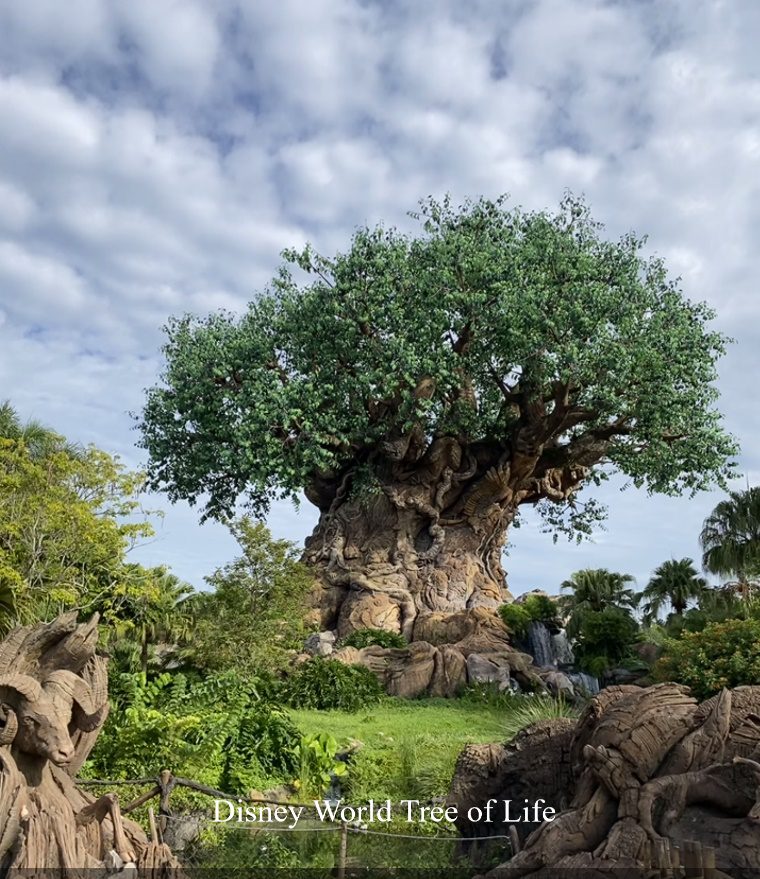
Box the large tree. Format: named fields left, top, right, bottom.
left=139, top=195, right=736, bottom=640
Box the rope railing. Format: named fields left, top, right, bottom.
left=76, top=770, right=511, bottom=875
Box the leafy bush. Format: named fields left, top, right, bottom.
left=87, top=670, right=300, bottom=793
left=292, top=732, right=347, bottom=796
left=499, top=603, right=532, bottom=638
left=573, top=606, right=639, bottom=673
left=189, top=830, right=301, bottom=878
left=654, top=618, right=760, bottom=699
left=342, top=628, right=406, bottom=649
left=502, top=696, right=579, bottom=742
left=522, top=594, right=560, bottom=624
left=281, top=658, right=384, bottom=712
left=222, top=705, right=301, bottom=791
left=500, top=594, right=559, bottom=638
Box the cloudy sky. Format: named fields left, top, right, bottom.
left=1, top=0, right=758, bottom=596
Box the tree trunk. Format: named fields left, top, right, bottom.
left=303, top=438, right=524, bottom=640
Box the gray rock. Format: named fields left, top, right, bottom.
left=304, top=631, right=336, bottom=656
left=465, top=653, right=511, bottom=690
left=540, top=670, right=575, bottom=699
left=104, top=850, right=124, bottom=873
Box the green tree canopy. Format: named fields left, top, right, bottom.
left=139, top=195, right=737, bottom=529
left=0, top=432, right=154, bottom=630
left=183, top=518, right=313, bottom=674
left=637, top=558, right=708, bottom=623
left=559, top=567, right=637, bottom=638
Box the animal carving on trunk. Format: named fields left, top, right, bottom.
left=0, top=613, right=184, bottom=875
left=449, top=684, right=760, bottom=877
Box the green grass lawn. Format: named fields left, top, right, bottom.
left=290, top=698, right=507, bottom=804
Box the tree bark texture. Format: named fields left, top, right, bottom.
left=303, top=434, right=588, bottom=639
left=448, top=683, right=760, bottom=877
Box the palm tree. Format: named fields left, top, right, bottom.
left=108, top=566, right=195, bottom=675
left=559, top=568, right=637, bottom=637
left=0, top=400, right=74, bottom=458
left=700, top=487, right=760, bottom=597
left=637, top=558, right=707, bottom=623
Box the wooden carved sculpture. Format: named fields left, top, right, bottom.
left=0, top=612, right=184, bottom=876
left=450, top=683, right=760, bottom=877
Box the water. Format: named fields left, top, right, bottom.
left=550, top=630, right=575, bottom=667
left=526, top=621, right=554, bottom=668
left=567, top=671, right=600, bottom=696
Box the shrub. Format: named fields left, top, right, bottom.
left=222, top=704, right=301, bottom=791
left=87, top=670, right=301, bottom=793
left=522, top=594, right=559, bottom=624
left=499, top=603, right=532, bottom=638
left=654, top=618, right=760, bottom=700
left=573, top=606, right=639, bottom=673
left=293, top=732, right=347, bottom=796
left=500, top=594, right=560, bottom=638
left=342, top=628, right=406, bottom=649
left=280, top=658, right=383, bottom=712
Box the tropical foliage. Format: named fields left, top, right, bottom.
left=701, top=487, right=760, bottom=589
left=139, top=195, right=736, bottom=535
left=342, top=628, right=407, bottom=650
left=654, top=618, right=760, bottom=699
left=0, top=434, right=153, bottom=632
left=181, top=517, right=314, bottom=674
left=280, top=658, right=384, bottom=712
left=559, top=568, right=637, bottom=638
left=637, top=558, right=708, bottom=623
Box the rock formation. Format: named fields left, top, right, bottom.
left=330, top=607, right=546, bottom=697
left=0, top=612, right=184, bottom=876
left=448, top=683, right=760, bottom=876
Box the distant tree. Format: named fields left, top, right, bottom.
left=559, top=568, right=637, bottom=638
left=184, top=518, right=313, bottom=674
left=700, top=487, right=760, bottom=596
left=99, top=565, right=194, bottom=675
left=139, top=195, right=737, bottom=637
left=0, top=435, right=153, bottom=628
left=638, top=558, right=708, bottom=623
left=0, top=400, right=75, bottom=459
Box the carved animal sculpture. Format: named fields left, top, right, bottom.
left=0, top=670, right=106, bottom=765
left=0, top=613, right=185, bottom=875
left=449, top=684, right=760, bottom=877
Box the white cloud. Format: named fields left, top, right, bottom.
left=0, top=0, right=759, bottom=593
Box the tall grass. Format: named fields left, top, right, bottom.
left=502, top=695, right=579, bottom=742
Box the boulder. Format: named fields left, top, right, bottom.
left=465, top=653, right=512, bottom=690
left=358, top=641, right=438, bottom=699
left=429, top=644, right=468, bottom=697
left=303, top=631, right=336, bottom=656
left=540, top=669, right=576, bottom=700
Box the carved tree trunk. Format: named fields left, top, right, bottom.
left=304, top=439, right=521, bottom=639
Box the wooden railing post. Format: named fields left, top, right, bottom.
left=157, top=770, right=175, bottom=840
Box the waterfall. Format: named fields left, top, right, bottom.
left=526, top=621, right=554, bottom=668
left=567, top=671, right=600, bottom=696
left=551, top=630, right=575, bottom=667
